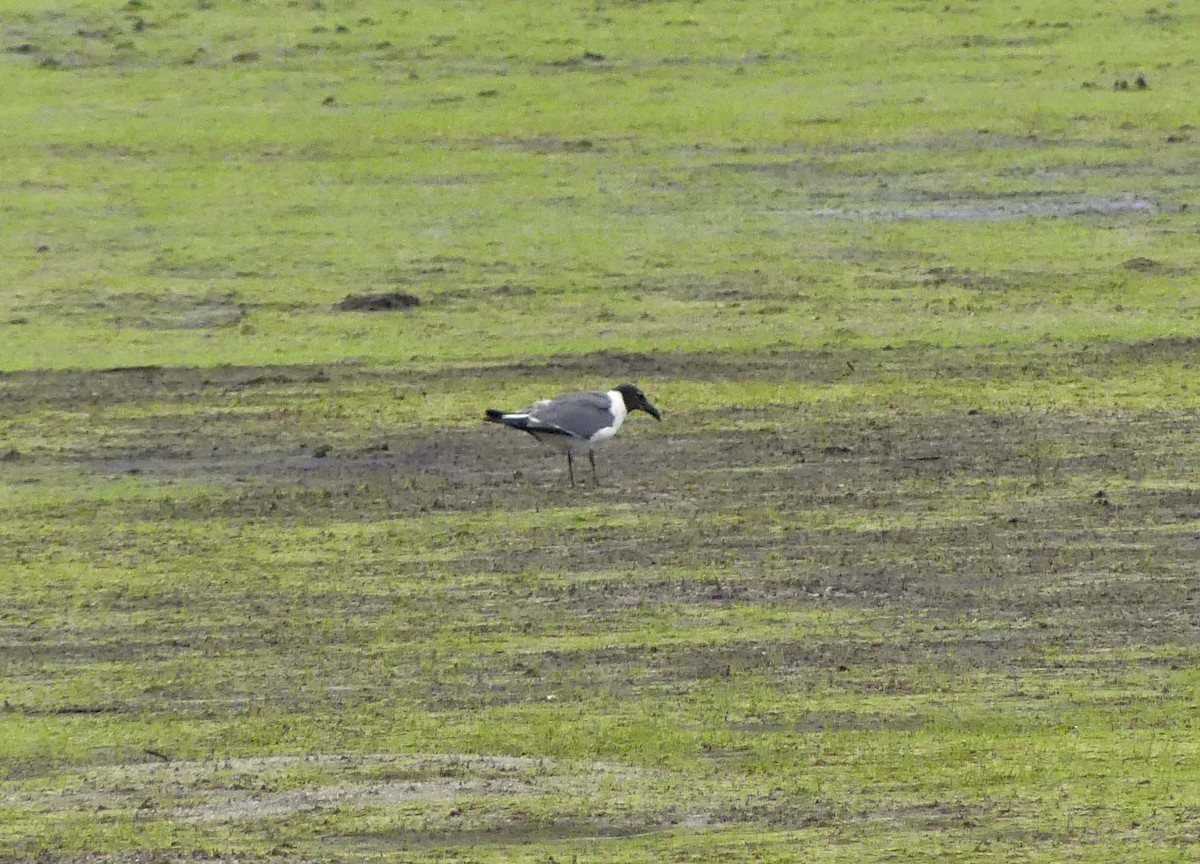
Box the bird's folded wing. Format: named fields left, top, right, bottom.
left=527, top=391, right=613, bottom=439
left=518, top=419, right=574, bottom=436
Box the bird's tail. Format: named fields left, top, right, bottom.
left=485, top=410, right=538, bottom=433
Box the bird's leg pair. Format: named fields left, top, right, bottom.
left=566, top=451, right=599, bottom=487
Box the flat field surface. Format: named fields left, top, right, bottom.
left=2, top=1, right=1199, bottom=861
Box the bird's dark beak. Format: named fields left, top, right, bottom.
left=643, top=400, right=661, bottom=421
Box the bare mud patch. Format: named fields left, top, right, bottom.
left=22, top=290, right=316, bottom=334
left=178, top=775, right=534, bottom=823
left=0, top=363, right=360, bottom=411
left=730, top=711, right=926, bottom=734
left=798, top=194, right=1157, bottom=222
left=480, top=134, right=603, bottom=154
left=15, top=753, right=640, bottom=823
left=10, top=751, right=769, bottom=856
left=335, top=291, right=420, bottom=312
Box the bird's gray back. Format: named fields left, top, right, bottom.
left=527, top=390, right=613, bottom=439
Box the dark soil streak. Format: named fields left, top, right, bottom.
left=3, top=336, right=1196, bottom=411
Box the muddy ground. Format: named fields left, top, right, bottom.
left=5, top=0, right=1200, bottom=856
left=2, top=343, right=1198, bottom=860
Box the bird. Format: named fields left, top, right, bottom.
left=484, top=383, right=662, bottom=485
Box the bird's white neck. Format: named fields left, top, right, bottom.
left=606, top=389, right=629, bottom=432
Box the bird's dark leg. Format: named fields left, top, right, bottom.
left=567, top=451, right=576, bottom=486
left=589, top=450, right=599, bottom=486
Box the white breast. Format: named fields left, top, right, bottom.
left=587, top=390, right=628, bottom=446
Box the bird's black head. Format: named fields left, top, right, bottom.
left=615, top=383, right=661, bottom=421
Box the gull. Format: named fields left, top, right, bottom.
left=485, top=383, right=661, bottom=485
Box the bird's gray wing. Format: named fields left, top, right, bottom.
left=526, top=391, right=613, bottom=439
